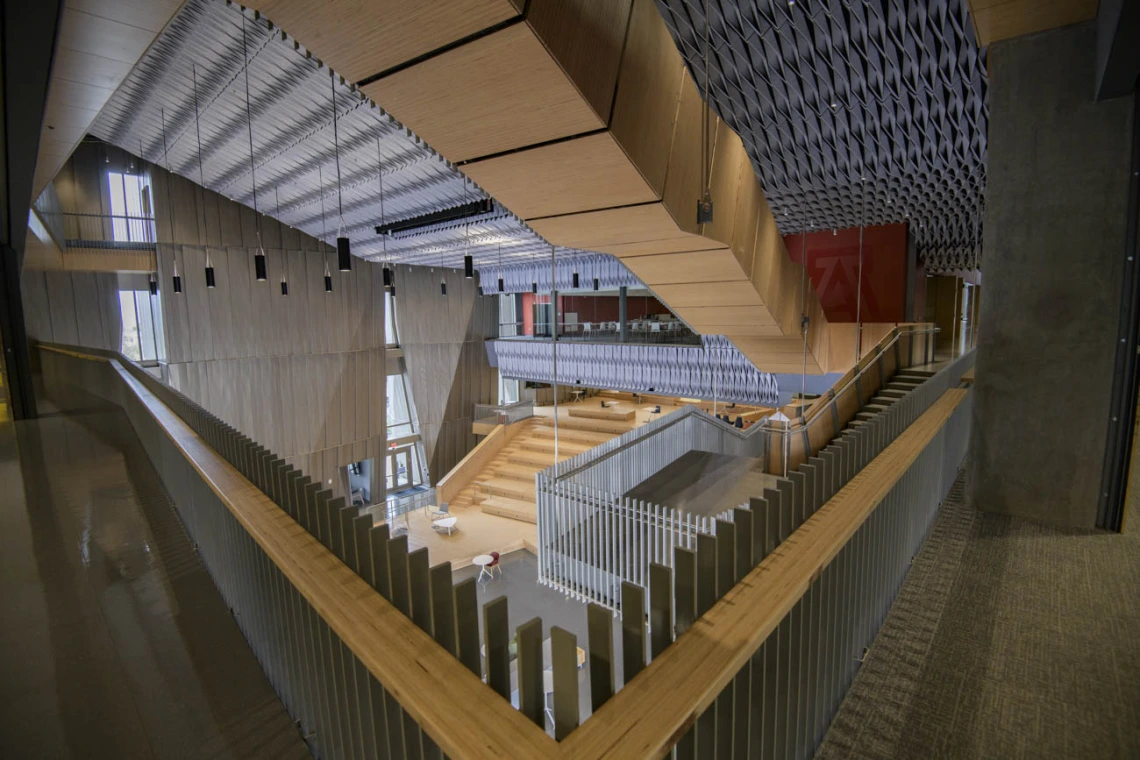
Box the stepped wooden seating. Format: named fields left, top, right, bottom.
left=535, top=415, right=631, bottom=436
left=480, top=495, right=538, bottom=523
left=569, top=406, right=636, bottom=422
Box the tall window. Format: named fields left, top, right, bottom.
left=119, top=289, right=163, bottom=362
left=386, top=373, right=415, bottom=438
left=107, top=172, right=155, bottom=243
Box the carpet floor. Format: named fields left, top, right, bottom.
left=816, top=474, right=1139, bottom=760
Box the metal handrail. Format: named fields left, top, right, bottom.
left=547, top=324, right=939, bottom=483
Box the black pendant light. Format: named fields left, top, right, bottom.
left=318, top=165, right=332, bottom=293
left=478, top=285, right=484, bottom=296
left=331, top=72, right=351, bottom=271
left=240, top=16, right=267, bottom=282
left=159, top=108, right=182, bottom=295
left=532, top=280, right=538, bottom=294
left=205, top=251, right=216, bottom=288
left=462, top=179, right=473, bottom=278
left=376, top=137, right=392, bottom=289
left=441, top=280, right=448, bottom=296
left=573, top=270, right=580, bottom=289
left=593, top=277, right=600, bottom=291
left=276, top=187, right=288, bottom=296
left=497, top=242, right=504, bottom=293
left=148, top=274, right=158, bottom=296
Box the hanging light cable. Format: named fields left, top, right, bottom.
left=463, top=179, right=474, bottom=278
left=191, top=64, right=215, bottom=289
left=277, top=187, right=288, bottom=295
left=318, top=165, right=332, bottom=292
left=497, top=241, right=504, bottom=293
left=439, top=233, right=447, bottom=296
left=160, top=107, right=182, bottom=294
left=331, top=71, right=351, bottom=271
left=241, top=14, right=267, bottom=282
left=696, top=0, right=714, bottom=225
left=376, top=137, right=392, bottom=289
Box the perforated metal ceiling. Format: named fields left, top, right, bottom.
left=89, top=0, right=597, bottom=273
left=655, top=0, right=987, bottom=272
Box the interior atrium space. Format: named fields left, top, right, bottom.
left=1, top=0, right=1137, bottom=758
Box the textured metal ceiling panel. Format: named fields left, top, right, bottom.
left=655, top=0, right=986, bottom=272
left=89, top=0, right=607, bottom=273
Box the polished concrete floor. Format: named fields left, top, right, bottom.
left=0, top=394, right=310, bottom=759
left=816, top=473, right=1140, bottom=759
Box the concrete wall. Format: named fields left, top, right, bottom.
left=21, top=270, right=122, bottom=352
left=394, top=265, right=498, bottom=482
left=969, top=22, right=1134, bottom=528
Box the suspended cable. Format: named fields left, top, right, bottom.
left=159, top=107, right=182, bottom=294
left=463, top=177, right=473, bottom=279
left=241, top=13, right=267, bottom=281
left=697, top=0, right=714, bottom=225
left=855, top=177, right=866, bottom=360
left=497, top=241, right=504, bottom=294
left=331, top=71, right=351, bottom=271
left=319, top=165, right=332, bottom=292
left=376, top=137, right=391, bottom=289
left=277, top=187, right=288, bottom=295
left=191, top=64, right=215, bottom=289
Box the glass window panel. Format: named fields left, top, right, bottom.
left=119, top=291, right=141, bottom=360
left=135, top=293, right=157, bottom=361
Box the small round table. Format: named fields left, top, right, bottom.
left=473, top=553, right=496, bottom=581
left=434, top=516, right=458, bottom=535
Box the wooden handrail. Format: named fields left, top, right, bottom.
left=559, top=387, right=968, bottom=759
left=40, top=346, right=559, bottom=760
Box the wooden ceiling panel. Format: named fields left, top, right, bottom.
left=594, top=236, right=727, bottom=257
left=677, top=306, right=778, bottom=327
left=967, top=0, right=1098, bottom=47
left=651, top=281, right=765, bottom=308
left=462, top=132, right=657, bottom=220
left=529, top=202, right=685, bottom=249
left=363, top=23, right=604, bottom=163
left=247, top=0, right=520, bottom=83
left=619, top=248, right=747, bottom=285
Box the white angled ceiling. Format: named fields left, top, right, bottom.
left=89, top=0, right=599, bottom=272
left=655, top=0, right=987, bottom=272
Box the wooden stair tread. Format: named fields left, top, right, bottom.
left=481, top=495, right=537, bottom=523
left=493, top=463, right=540, bottom=481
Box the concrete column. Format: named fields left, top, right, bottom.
left=969, top=22, right=1134, bottom=528
left=619, top=286, right=629, bottom=342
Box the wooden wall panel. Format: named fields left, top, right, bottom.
left=661, top=72, right=716, bottom=237
left=525, top=0, right=633, bottom=124
left=610, top=0, right=685, bottom=195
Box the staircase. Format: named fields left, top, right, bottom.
left=448, top=417, right=624, bottom=523
left=844, top=368, right=936, bottom=431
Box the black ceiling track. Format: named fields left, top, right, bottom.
left=375, top=199, right=495, bottom=237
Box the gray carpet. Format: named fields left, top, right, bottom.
left=816, top=474, right=1140, bottom=760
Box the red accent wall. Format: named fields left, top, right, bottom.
left=784, top=223, right=908, bottom=323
